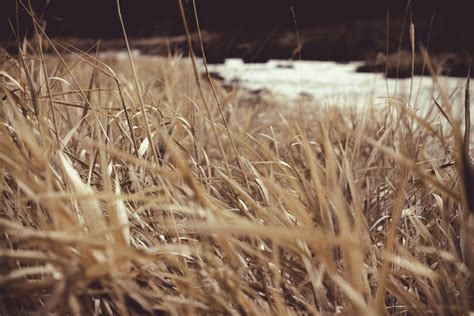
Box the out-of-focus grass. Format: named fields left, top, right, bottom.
left=0, top=30, right=472, bottom=315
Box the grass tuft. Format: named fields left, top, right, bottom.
left=0, top=18, right=472, bottom=315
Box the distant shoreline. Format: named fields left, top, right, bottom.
left=2, top=21, right=473, bottom=78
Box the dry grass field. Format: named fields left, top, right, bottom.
left=0, top=6, right=474, bottom=314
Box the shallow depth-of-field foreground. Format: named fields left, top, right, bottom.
left=0, top=42, right=473, bottom=315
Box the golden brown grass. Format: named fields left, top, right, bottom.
left=0, top=30, right=473, bottom=315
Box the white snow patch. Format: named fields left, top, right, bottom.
left=203, top=59, right=472, bottom=111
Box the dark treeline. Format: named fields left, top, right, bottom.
left=0, top=1, right=472, bottom=35
left=1, top=0, right=473, bottom=52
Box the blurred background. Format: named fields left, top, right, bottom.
left=1, top=0, right=473, bottom=76
left=0, top=1, right=471, bottom=41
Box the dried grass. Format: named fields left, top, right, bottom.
left=0, top=23, right=472, bottom=315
